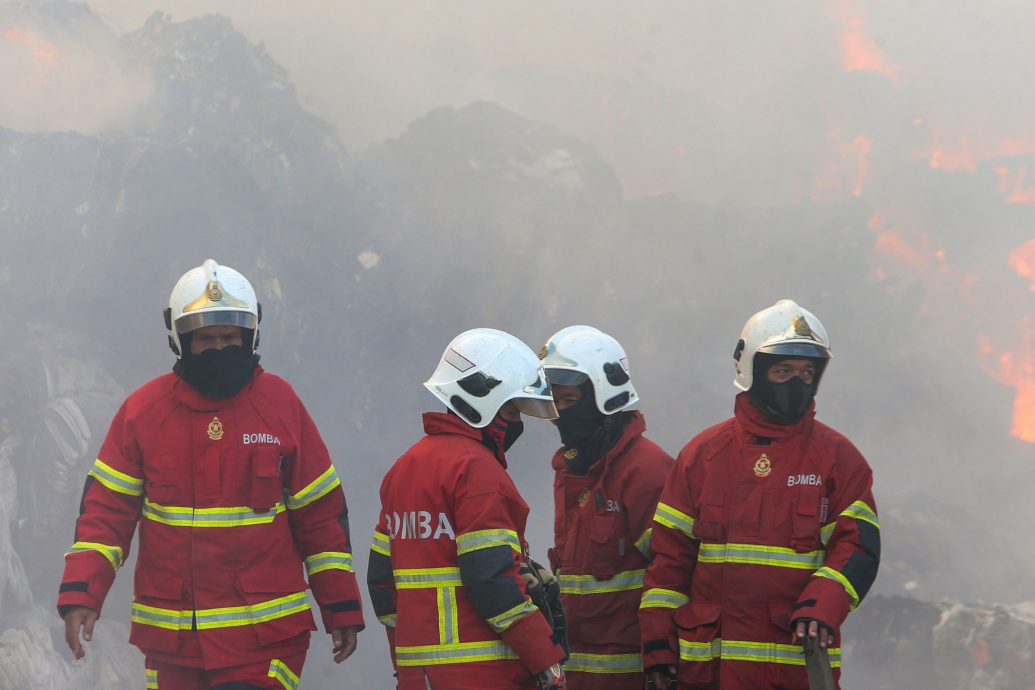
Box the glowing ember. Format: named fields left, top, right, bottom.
left=4, top=26, right=58, bottom=67
left=837, top=2, right=898, bottom=77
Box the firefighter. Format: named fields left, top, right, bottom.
left=367, top=328, right=568, bottom=690
left=538, top=325, right=673, bottom=688
left=640, top=299, right=880, bottom=690
left=58, top=259, right=364, bottom=689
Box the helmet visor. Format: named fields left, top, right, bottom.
left=176, top=309, right=257, bottom=334
left=513, top=396, right=559, bottom=420
left=757, top=341, right=831, bottom=359
left=544, top=367, right=589, bottom=386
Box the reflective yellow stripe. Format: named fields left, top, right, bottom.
left=286, top=466, right=341, bottom=510
left=65, top=541, right=124, bottom=571
left=371, top=530, right=391, bottom=556
left=378, top=612, right=398, bottom=627
left=814, top=566, right=860, bottom=609
left=698, top=543, right=825, bottom=570
left=305, top=551, right=353, bottom=576
left=486, top=598, right=538, bottom=633
left=455, top=528, right=521, bottom=555
left=437, top=587, right=460, bottom=644
left=88, top=458, right=143, bottom=496
left=820, top=521, right=836, bottom=546
left=131, top=592, right=309, bottom=630
left=559, top=569, right=645, bottom=594
left=654, top=502, right=696, bottom=539
left=679, top=638, right=841, bottom=667
left=267, top=658, right=299, bottom=690
left=394, top=567, right=463, bottom=589
left=633, top=527, right=653, bottom=558
left=146, top=668, right=158, bottom=689
left=640, top=588, right=688, bottom=609
left=841, top=500, right=880, bottom=529
left=564, top=651, right=642, bottom=674
left=396, top=640, right=519, bottom=666
left=142, top=499, right=285, bottom=527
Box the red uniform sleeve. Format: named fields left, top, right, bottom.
left=453, top=454, right=564, bottom=675
left=639, top=442, right=700, bottom=669
left=366, top=511, right=398, bottom=667
left=793, top=438, right=880, bottom=633
left=284, top=400, right=365, bottom=632
left=57, top=402, right=143, bottom=617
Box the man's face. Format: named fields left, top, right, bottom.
left=497, top=400, right=522, bottom=422
left=766, top=358, right=816, bottom=385
left=189, top=325, right=243, bottom=356
left=550, top=384, right=583, bottom=411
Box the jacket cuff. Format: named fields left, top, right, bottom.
left=57, top=590, right=102, bottom=618
left=793, top=579, right=851, bottom=633
left=320, top=600, right=365, bottom=632
left=500, top=610, right=565, bottom=675
left=642, top=638, right=677, bottom=669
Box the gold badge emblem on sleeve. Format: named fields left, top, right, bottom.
left=207, top=416, right=224, bottom=441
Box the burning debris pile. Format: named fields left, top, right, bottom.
left=0, top=2, right=1033, bottom=688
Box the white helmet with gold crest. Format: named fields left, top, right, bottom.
left=733, top=299, right=831, bottom=391
left=164, top=259, right=260, bottom=358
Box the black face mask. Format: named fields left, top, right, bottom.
left=503, top=419, right=524, bottom=451
left=554, top=394, right=605, bottom=448
left=173, top=345, right=259, bottom=399
left=752, top=376, right=815, bottom=424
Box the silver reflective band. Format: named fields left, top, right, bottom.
left=679, top=638, right=842, bottom=667
left=486, top=599, right=538, bottom=633
left=698, top=543, right=825, bottom=570
left=654, top=502, right=696, bottom=538
left=559, top=569, right=645, bottom=595
left=267, top=659, right=299, bottom=690
left=131, top=592, right=309, bottom=631
left=142, top=499, right=284, bottom=527
left=455, top=529, right=521, bottom=555
left=88, top=459, right=144, bottom=496
left=304, top=551, right=353, bottom=575
left=286, top=466, right=341, bottom=510
left=395, top=640, right=519, bottom=666
left=394, top=568, right=464, bottom=589
left=564, top=652, right=642, bottom=674
left=640, top=588, right=689, bottom=609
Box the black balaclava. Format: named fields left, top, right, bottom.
left=749, top=353, right=825, bottom=425
left=555, top=382, right=630, bottom=474
left=481, top=416, right=524, bottom=463
left=173, top=339, right=259, bottom=399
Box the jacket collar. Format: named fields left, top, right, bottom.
left=172, top=365, right=264, bottom=411
left=734, top=391, right=815, bottom=440
left=551, top=410, right=647, bottom=474
left=422, top=411, right=484, bottom=442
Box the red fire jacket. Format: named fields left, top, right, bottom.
left=640, top=394, right=880, bottom=690
left=548, top=412, right=673, bottom=689
left=57, top=368, right=365, bottom=668
left=367, top=412, right=565, bottom=689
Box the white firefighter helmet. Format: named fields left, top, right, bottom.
left=539, top=325, right=639, bottom=414
left=424, top=328, right=558, bottom=428
left=164, top=259, right=260, bottom=358
left=733, top=299, right=831, bottom=391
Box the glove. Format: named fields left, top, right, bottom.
left=520, top=559, right=569, bottom=658
left=644, top=664, right=677, bottom=689
left=535, top=663, right=566, bottom=690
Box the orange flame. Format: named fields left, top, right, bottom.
left=837, top=2, right=898, bottom=77
left=1009, top=238, right=1035, bottom=292
left=980, top=325, right=1035, bottom=444
left=4, top=26, right=58, bottom=66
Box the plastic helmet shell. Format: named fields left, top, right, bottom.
left=733, top=299, right=831, bottom=391
left=424, top=328, right=557, bottom=428
left=166, top=259, right=259, bottom=358
left=539, top=325, right=639, bottom=414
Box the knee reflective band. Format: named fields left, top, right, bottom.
left=146, top=668, right=158, bottom=689
left=131, top=592, right=309, bottom=630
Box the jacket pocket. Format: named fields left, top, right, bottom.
left=249, top=447, right=283, bottom=512
left=145, top=455, right=184, bottom=504
left=586, top=514, right=618, bottom=580
left=692, top=493, right=725, bottom=542
left=573, top=588, right=641, bottom=648
left=790, top=488, right=821, bottom=553
left=129, top=571, right=184, bottom=653
left=234, top=566, right=315, bottom=646
left=674, top=602, right=721, bottom=688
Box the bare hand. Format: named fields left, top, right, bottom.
left=792, top=618, right=832, bottom=648
left=646, top=666, right=676, bottom=689
left=63, top=606, right=99, bottom=660
left=331, top=625, right=359, bottom=663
